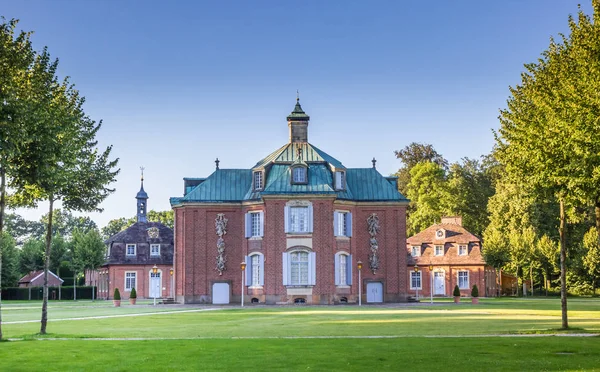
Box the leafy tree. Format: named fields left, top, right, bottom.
left=0, top=17, right=38, bottom=341
left=444, top=158, right=495, bottom=237
left=101, top=217, right=135, bottom=239
left=394, top=143, right=448, bottom=196
left=10, top=47, right=119, bottom=334
left=492, top=3, right=600, bottom=327
left=583, top=227, right=600, bottom=294
left=41, top=209, right=97, bottom=237
left=18, top=238, right=44, bottom=274
left=481, top=227, right=510, bottom=296
left=537, top=234, right=559, bottom=295
left=3, top=213, right=44, bottom=243
left=71, top=229, right=106, bottom=275
left=50, top=234, right=69, bottom=277
left=0, top=232, right=20, bottom=288
left=405, top=161, right=447, bottom=235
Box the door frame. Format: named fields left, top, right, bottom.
left=149, top=269, right=162, bottom=298
left=366, top=281, right=384, bottom=303
left=433, top=270, right=446, bottom=296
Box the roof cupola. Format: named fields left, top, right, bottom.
left=136, top=167, right=148, bottom=222
left=287, top=94, right=310, bottom=143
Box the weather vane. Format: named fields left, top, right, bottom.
left=140, top=166, right=145, bottom=181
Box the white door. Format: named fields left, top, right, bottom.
left=434, top=272, right=445, bottom=295
left=212, top=283, right=230, bottom=304
left=150, top=272, right=161, bottom=298
left=366, top=282, right=383, bottom=303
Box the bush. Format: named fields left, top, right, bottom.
left=453, top=285, right=461, bottom=297
left=471, top=284, right=479, bottom=298
left=114, top=288, right=121, bottom=300
left=130, top=287, right=137, bottom=299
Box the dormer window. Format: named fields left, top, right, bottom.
left=253, top=171, right=263, bottom=190
left=292, top=166, right=308, bottom=184
left=335, top=171, right=345, bottom=190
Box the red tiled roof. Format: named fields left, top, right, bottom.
left=18, top=270, right=63, bottom=283
left=407, top=223, right=480, bottom=245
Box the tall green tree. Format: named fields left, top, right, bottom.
left=494, top=2, right=600, bottom=328
left=394, top=143, right=448, bottom=197
left=147, top=210, right=174, bottom=229
left=0, top=232, right=20, bottom=288
left=405, top=161, right=447, bottom=235
left=71, top=229, right=105, bottom=283
left=3, top=213, right=45, bottom=243
left=583, top=227, right=600, bottom=294
left=18, top=238, right=44, bottom=274
left=41, top=209, right=97, bottom=237
left=11, top=47, right=119, bottom=334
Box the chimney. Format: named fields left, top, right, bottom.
left=441, top=216, right=462, bottom=226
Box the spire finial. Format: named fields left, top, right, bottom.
left=296, top=89, right=299, bottom=102
left=215, top=158, right=220, bottom=170
left=140, top=166, right=145, bottom=181
left=372, top=157, right=377, bottom=169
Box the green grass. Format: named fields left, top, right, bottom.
left=1, top=298, right=599, bottom=371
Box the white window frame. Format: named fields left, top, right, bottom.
left=125, top=271, right=137, bottom=291
left=253, top=171, right=263, bottom=190
left=292, top=166, right=307, bottom=184
left=410, top=271, right=422, bottom=289
left=458, top=270, right=469, bottom=289
left=434, top=245, right=444, bottom=256
left=282, top=250, right=316, bottom=286
left=334, top=210, right=352, bottom=238
left=284, top=201, right=313, bottom=234
left=411, top=246, right=421, bottom=257
left=458, top=245, right=468, bottom=256
left=150, top=244, right=160, bottom=256
left=245, top=211, right=264, bottom=238
left=334, top=252, right=352, bottom=287
left=245, top=253, right=265, bottom=287
left=290, top=251, right=310, bottom=285
left=335, top=171, right=345, bottom=191
left=126, top=244, right=136, bottom=256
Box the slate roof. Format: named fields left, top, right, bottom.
left=106, top=221, right=174, bottom=244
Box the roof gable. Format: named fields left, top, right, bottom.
left=407, top=223, right=480, bottom=244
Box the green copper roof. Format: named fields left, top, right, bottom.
left=286, top=99, right=310, bottom=121
left=245, top=164, right=337, bottom=199
left=253, top=142, right=345, bottom=169
left=173, top=169, right=252, bottom=204
left=341, top=168, right=408, bottom=201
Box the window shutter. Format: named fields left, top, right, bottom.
left=259, top=211, right=264, bottom=237
left=282, top=252, right=289, bottom=285
left=333, top=212, right=340, bottom=237
left=308, top=204, right=314, bottom=233
left=334, top=253, right=340, bottom=286
left=259, top=254, right=265, bottom=286
left=245, top=213, right=251, bottom=238
left=309, top=252, right=316, bottom=285
left=346, top=212, right=352, bottom=237
left=284, top=206, right=290, bottom=233
left=347, top=254, right=352, bottom=285
left=245, top=255, right=251, bottom=285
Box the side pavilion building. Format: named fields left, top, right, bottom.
left=170, top=99, right=410, bottom=305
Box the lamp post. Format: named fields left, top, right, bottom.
left=429, top=263, right=434, bottom=304
left=414, top=264, right=420, bottom=301
left=357, top=261, right=363, bottom=306
left=240, top=262, right=246, bottom=307
left=152, top=264, right=158, bottom=306
left=169, top=268, right=174, bottom=300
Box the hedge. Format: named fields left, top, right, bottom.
left=1, top=286, right=98, bottom=301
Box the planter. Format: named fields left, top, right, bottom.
left=129, top=298, right=137, bottom=305
left=113, top=300, right=121, bottom=307
left=453, top=296, right=460, bottom=303
left=472, top=297, right=479, bottom=304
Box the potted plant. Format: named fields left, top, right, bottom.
left=471, top=284, right=479, bottom=304
left=129, top=287, right=137, bottom=305
left=453, top=284, right=461, bottom=303
left=113, top=288, right=121, bottom=307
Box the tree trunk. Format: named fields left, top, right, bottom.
left=40, top=198, right=54, bottom=334
left=530, top=266, right=534, bottom=297
left=0, top=166, right=6, bottom=340
left=516, top=264, right=519, bottom=297
left=559, top=198, right=568, bottom=329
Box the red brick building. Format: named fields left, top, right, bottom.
left=88, top=178, right=175, bottom=300
left=170, top=99, right=409, bottom=304
left=19, top=270, right=63, bottom=288
left=406, top=216, right=498, bottom=298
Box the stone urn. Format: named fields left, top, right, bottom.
left=113, top=300, right=121, bottom=307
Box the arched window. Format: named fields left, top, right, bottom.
left=334, top=251, right=352, bottom=286
left=244, top=253, right=264, bottom=287
left=282, top=249, right=316, bottom=286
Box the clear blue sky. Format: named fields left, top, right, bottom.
left=2, top=0, right=592, bottom=228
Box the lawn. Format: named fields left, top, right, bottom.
left=1, top=297, right=599, bottom=371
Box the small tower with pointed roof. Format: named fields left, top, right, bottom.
left=287, top=94, right=310, bottom=143
left=136, top=167, right=148, bottom=222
